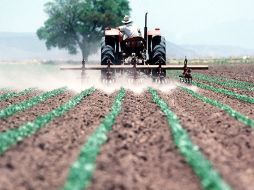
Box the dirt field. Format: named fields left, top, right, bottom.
left=0, top=63, right=254, bottom=190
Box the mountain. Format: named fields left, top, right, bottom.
left=0, top=32, right=253, bottom=61
left=0, top=32, right=81, bottom=61
left=182, top=45, right=254, bottom=58
left=166, top=41, right=197, bottom=58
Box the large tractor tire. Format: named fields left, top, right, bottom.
left=151, top=36, right=166, bottom=77
left=101, top=44, right=115, bottom=79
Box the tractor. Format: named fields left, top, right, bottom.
left=61, top=13, right=208, bottom=83
left=100, top=13, right=166, bottom=81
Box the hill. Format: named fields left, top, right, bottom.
left=0, top=32, right=253, bottom=61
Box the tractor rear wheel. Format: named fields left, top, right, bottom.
left=151, top=37, right=166, bottom=77
left=101, top=45, right=115, bottom=79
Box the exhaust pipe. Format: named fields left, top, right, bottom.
left=144, top=12, right=148, bottom=49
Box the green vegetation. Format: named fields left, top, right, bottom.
left=181, top=86, right=254, bottom=127
left=193, top=81, right=254, bottom=104
left=168, top=71, right=254, bottom=103
left=193, top=73, right=254, bottom=91
left=148, top=87, right=231, bottom=190
left=169, top=57, right=254, bottom=65
left=62, top=88, right=126, bottom=190
left=216, top=76, right=254, bottom=87
left=0, top=87, right=66, bottom=119
left=0, top=88, right=35, bottom=102
left=37, top=0, right=130, bottom=61
left=0, top=87, right=95, bottom=155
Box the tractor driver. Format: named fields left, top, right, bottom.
left=118, top=15, right=142, bottom=40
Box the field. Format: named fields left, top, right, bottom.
left=0, top=63, right=254, bottom=190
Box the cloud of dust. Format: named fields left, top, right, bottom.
left=73, top=71, right=179, bottom=94
left=0, top=63, right=196, bottom=94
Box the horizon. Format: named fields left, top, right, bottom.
left=0, top=31, right=253, bottom=51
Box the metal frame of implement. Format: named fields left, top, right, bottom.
left=60, top=59, right=208, bottom=83
left=61, top=64, right=208, bottom=70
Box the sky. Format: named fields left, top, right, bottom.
left=0, top=0, right=254, bottom=48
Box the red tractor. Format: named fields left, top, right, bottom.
left=61, top=13, right=208, bottom=83
left=100, top=13, right=166, bottom=81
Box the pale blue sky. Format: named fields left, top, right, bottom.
left=0, top=0, right=254, bottom=48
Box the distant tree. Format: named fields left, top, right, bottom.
left=37, top=0, right=130, bottom=61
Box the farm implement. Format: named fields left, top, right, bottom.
left=61, top=13, right=208, bottom=83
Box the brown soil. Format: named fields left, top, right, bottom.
left=87, top=92, right=201, bottom=190
left=0, top=91, right=114, bottom=190
left=0, top=91, right=73, bottom=132
left=197, top=87, right=254, bottom=120
left=163, top=89, right=254, bottom=190
left=198, top=64, right=254, bottom=83
left=195, top=78, right=254, bottom=97
left=0, top=64, right=254, bottom=190
left=0, top=90, right=41, bottom=110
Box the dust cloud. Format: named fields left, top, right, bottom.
left=0, top=63, right=196, bottom=94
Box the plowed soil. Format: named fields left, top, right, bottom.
left=195, top=78, right=254, bottom=97
left=0, top=63, right=254, bottom=190
left=198, top=63, right=254, bottom=83
left=162, top=89, right=254, bottom=190
left=88, top=92, right=201, bottom=190
left=0, top=91, right=114, bottom=190
left=198, top=87, right=254, bottom=119
left=0, top=91, right=73, bottom=132
left=0, top=90, right=41, bottom=110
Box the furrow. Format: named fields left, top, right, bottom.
left=168, top=72, right=254, bottom=119
left=0, top=91, right=74, bottom=132
left=192, top=81, right=254, bottom=104
left=88, top=91, right=201, bottom=190
left=0, top=88, right=35, bottom=102
left=195, top=70, right=254, bottom=87
left=148, top=88, right=231, bottom=190
left=193, top=73, right=254, bottom=91
left=0, top=90, right=113, bottom=190
left=0, top=87, right=66, bottom=119
left=163, top=88, right=254, bottom=190
left=197, top=64, right=254, bottom=84
left=180, top=87, right=254, bottom=127
left=168, top=71, right=254, bottom=96
left=0, top=87, right=95, bottom=155
left=219, top=77, right=254, bottom=87
left=0, top=89, right=41, bottom=110
left=62, top=88, right=126, bottom=190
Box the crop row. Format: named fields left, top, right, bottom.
left=0, top=87, right=66, bottom=119
left=167, top=73, right=254, bottom=126
left=0, top=87, right=95, bottom=155
left=62, top=88, right=126, bottom=190
left=199, top=73, right=254, bottom=87
left=168, top=72, right=254, bottom=104
left=1, top=86, right=253, bottom=189
left=148, top=87, right=231, bottom=190
left=0, top=88, right=35, bottom=102
left=181, top=86, right=254, bottom=127
left=192, top=73, right=254, bottom=91
left=192, top=81, right=254, bottom=104
left=63, top=87, right=234, bottom=190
